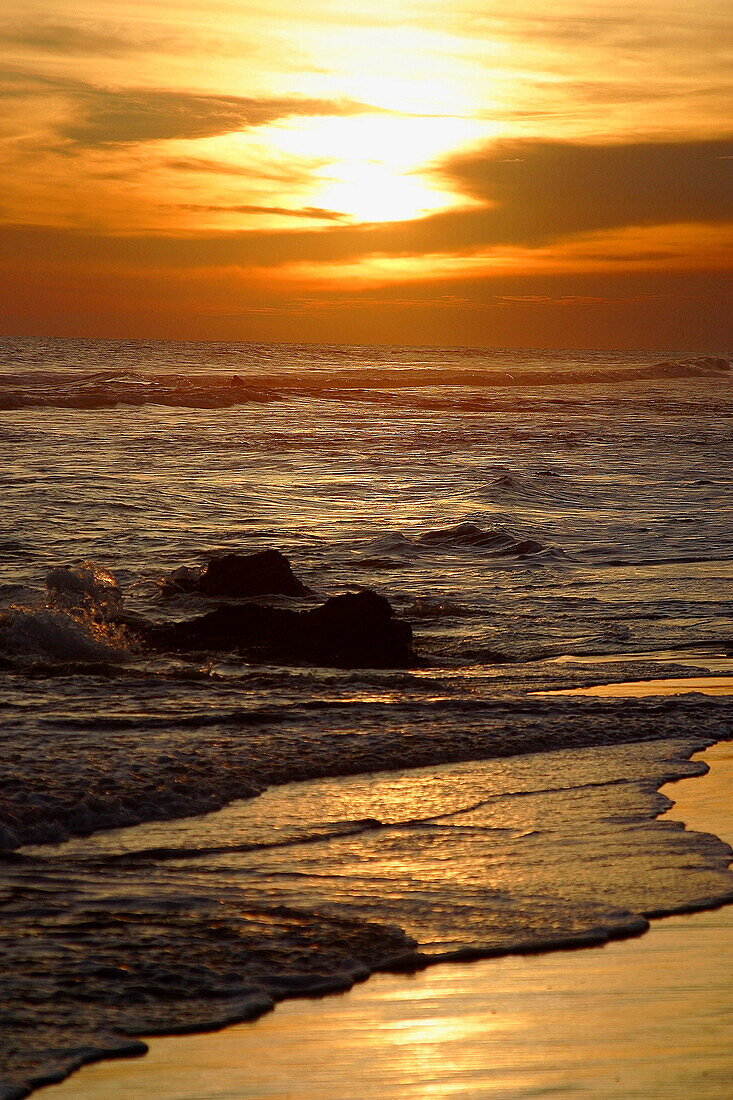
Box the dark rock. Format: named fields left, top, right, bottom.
left=160, top=550, right=311, bottom=598
left=135, top=589, right=415, bottom=669
left=300, top=590, right=412, bottom=668
left=158, top=603, right=299, bottom=654
left=160, top=565, right=202, bottom=594
left=199, top=550, right=311, bottom=598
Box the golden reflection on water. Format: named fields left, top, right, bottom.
left=537, top=675, right=733, bottom=698
left=45, top=746, right=733, bottom=1100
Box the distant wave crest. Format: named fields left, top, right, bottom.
left=0, top=356, right=728, bottom=410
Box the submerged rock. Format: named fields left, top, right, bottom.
left=137, top=589, right=415, bottom=669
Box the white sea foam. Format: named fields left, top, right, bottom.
left=46, top=562, right=122, bottom=617
left=0, top=607, right=121, bottom=664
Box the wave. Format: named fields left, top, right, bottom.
left=0, top=564, right=126, bottom=667
left=46, top=562, right=122, bottom=616
left=0, top=539, right=32, bottom=560
left=360, top=522, right=562, bottom=561
left=418, top=522, right=552, bottom=556
left=4, top=687, right=732, bottom=852
left=3, top=736, right=732, bottom=1099
left=0, top=356, right=728, bottom=410
left=0, top=608, right=123, bottom=666
left=408, top=596, right=472, bottom=619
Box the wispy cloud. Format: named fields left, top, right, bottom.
left=3, top=138, right=731, bottom=271
left=162, top=157, right=319, bottom=184
left=177, top=203, right=348, bottom=221
left=66, top=88, right=384, bottom=146
left=0, top=69, right=386, bottom=146
left=0, top=22, right=141, bottom=57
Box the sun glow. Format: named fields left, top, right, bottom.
left=314, top=168, right=438, bottom=224
left=262, top=113, right=491, bottom=223
left=2, top=0, right=731, bottom=341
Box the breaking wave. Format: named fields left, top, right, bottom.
left=0, top=608, right=122, bottom=665
left=0, top=564, right=126, bottom=667
left=0, top=356, right=728, bottom=411
left=2, top=736, right=732, bottom=1100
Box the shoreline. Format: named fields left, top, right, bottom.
left=44, top=736, right=733, bottom=1100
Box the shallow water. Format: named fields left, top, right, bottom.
left=1, top=337, right=732, bottom=1097
left=44, top=743, right=733, bottom=1100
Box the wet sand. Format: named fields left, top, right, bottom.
left=48, top=731, right=733, bottom=1098
left=538, top=674, right=733, bottom=698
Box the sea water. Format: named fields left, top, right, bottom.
left=1, top=338, right=732, bottom=1097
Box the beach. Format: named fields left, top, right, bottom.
left=47, top=737, right=733, bottom=1100
left=3, top=0, right=731, bottom=1093
left=2, top=338, right=732, bottom=1099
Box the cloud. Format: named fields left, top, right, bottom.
left=178, top=203, right=348, bottom=221
left=0, top=70, right=385, bottom=146
left=169, top=136, right=733, bottom=264
left=162, top=157, right=315, bottom=183
left=461, top=8, right=731, bottom=53
left=62, top=87, right=384, bottom=146
left=434, top=137, right=733, bottom=245
left=2, top=139, right=731, bottom=270
left=0, top=22, right=138, bottom=57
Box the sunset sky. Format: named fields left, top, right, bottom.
left=1, top=0, right=731, bottom=347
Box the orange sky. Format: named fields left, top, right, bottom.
left=1, top=0, right=731, bottom=348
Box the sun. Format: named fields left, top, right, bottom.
left=311, top=162, right=446, bottom=224
left=264, top=112, right=489, bottom=224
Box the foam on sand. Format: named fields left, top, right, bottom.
left=44, top=742, right=733, bottom=1100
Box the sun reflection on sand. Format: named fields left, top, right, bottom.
left=43, top=747, right=733, bottom=1100
left=537, top=675, right=733, bottom=698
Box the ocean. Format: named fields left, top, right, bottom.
left=1, top=337, right=732, bottom=1098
